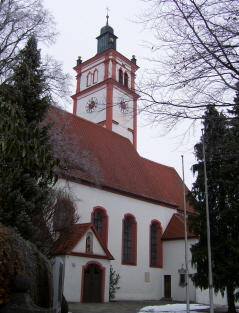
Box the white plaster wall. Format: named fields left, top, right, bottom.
left=163, top=239, right=197, bottom=302
left=63, top=255, right=110, bottom=303
left=59, top=179, right=178, bottom=301
left=113, top=87, right=133, bottom=124
left=80, top=58, right=105, bottom=92
left=76, top=86, right=107, bottom=122
left=196, top=289, right=227, bottom=306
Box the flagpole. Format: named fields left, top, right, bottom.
left=181, top=155, right=190, bottom=313
left=201, top=129, right=214, bottom=313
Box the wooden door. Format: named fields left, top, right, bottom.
left=164, top=275, right=171, bottom=298
left=83, top=264, right=102, bottom=302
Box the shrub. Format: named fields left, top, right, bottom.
left=109, top=265, right=120, bottom=301
left=0, top=223, right=53, bottom=308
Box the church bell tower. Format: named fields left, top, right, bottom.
left=72, top=16, right=139, bottom=149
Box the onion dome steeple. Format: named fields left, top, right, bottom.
left=96, top=14, right=118, bottom=54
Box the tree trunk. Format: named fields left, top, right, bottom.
left=227, top=284, right=237, bottom=313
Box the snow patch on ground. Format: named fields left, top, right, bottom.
left=139, top=303, right=210, bottom=313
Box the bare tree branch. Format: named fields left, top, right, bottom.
left=0, top=0, right=58, bottom=80
left=137, top=0, right=239, bottom=129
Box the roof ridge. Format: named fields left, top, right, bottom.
left=142, top=157, right=174, bottom=170
left=51, top=105, right=133, bottom=144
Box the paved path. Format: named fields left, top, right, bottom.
left=68, top=300, right=228, bottom=313
left=68, top=300, right=177, bottom=313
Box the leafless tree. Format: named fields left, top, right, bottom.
left=0, top=0, right=73, bottom=106
left=0, top=0, right=57, bottom=78
left=137, top=0, right=239, bottom=131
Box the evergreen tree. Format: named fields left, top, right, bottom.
left=188, top=105, right=239, bottom=313
left=0, top=36, right=59, bottom=242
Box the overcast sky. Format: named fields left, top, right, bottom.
left=41, top=0, right=202, bottom=188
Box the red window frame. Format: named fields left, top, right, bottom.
left=91, top=206, right=108, bottom=246
left=122, top=213, right=137, bottom=265
left=150, top=220, right=163, bottom=268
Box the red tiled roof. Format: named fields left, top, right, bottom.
left=142, top=159, right=194, bottom=213
left=47, top=106, right=193, bottom=212
left=51, top=223, right=114, bottom=259
left=161, top=213, right=196, bottom=240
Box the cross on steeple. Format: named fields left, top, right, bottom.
left=106, top=7, right=109, bottom=25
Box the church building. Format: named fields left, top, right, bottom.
left=50, top=17, right=200, bottom=304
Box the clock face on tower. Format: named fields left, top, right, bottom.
left=118, top=97, right=129, bottom=113
left=86, top=97, right=98, bottom=113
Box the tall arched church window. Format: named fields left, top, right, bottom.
left=122, top=214, right=137, bottom=265
left=86, top=72, right=92, bottom=87
left=91, top=207, right=108, bottom=246
left=93, top=69, right=98, bottom=84
left=93, top=211, right=102, bottom=235
left=53, top=198, right=75, bottom=231
left=119, top=69, right=123, bottom=84
left=124, top=72, right=128, bottom=88
left=150, top=220, right=163, bottom=267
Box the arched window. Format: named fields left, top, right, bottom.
left=124, top=72, right=128, bottom=88
left=53, top=198, right=75, bottom=231
left=122, top=214, right=137, bottom=265
left=93, top=211, right=102, bottom=235
left=93, top=69, right=98, bottom=84
left=86, top=72, right=92, bottom=87
left=150, top=220, right=163, bottom=267
left=91, top=207, right=108, bottom=246
left=119, top=69, right=123, bottom=84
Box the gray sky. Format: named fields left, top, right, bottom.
left=41, top=0, right=201, bottom=188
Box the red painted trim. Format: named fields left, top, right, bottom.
left=76, top=72, right=82, bottom=94
left=71, top=78, right=139, bottom=101
left=73, top=48, right=139, bottom=73
left=73, top=97, right=77, bottom=115
left=122, top=213, right=137, bottom=266
left=149, top=220, right=163, bottom=268
left=133, top=98, right=137, bottom=149
left=112, top=54, right=116, bottom=80
left=104, top=53, right=109, bottom=80
left=106, top=82, right=113, bottom=130
left=69, top=252, right=112, bottom=260
left=81, top=261, right=106, bottom=303
left=112, top=120, right=119, bottom=125
left=91, top=206, right=109, bottom=247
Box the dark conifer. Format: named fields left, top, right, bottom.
left=188, top=105, right=239, bottom=313
left=0, top=36, right=58, bottom=242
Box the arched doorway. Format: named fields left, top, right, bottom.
left=83, top=263, right=102, bottom=302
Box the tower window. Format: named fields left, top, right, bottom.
left=124, top=72, right=128, bottom=88
left=86, top=72, right=92, bottom=87
left=93, top=69, right=98, bottom=84
left=119, top=69, right=123, bottom=84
